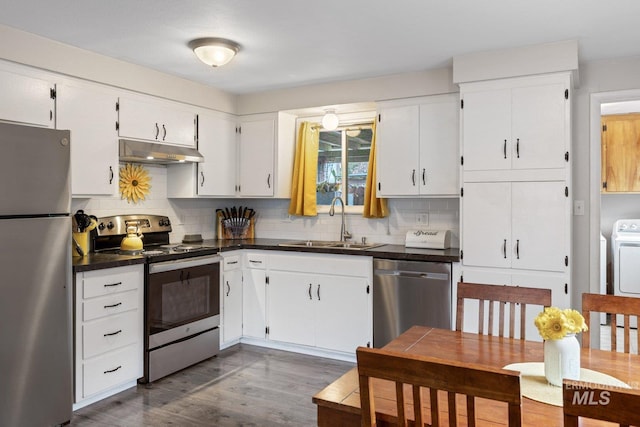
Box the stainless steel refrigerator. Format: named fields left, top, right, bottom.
left=0, top=122, right=72, bottom=426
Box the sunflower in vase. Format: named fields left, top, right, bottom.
left=534, top=307, right=588, bottom=340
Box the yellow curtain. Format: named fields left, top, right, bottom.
left=363, top=121, right=388, bottom=218
left=288, top=121, right=319, bottom=216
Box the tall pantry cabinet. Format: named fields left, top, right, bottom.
left=459, top=72, right=572, bottom=336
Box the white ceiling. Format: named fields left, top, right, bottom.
left=1, top=1, right=639, bottom=95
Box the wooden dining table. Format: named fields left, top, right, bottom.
left=312, top=326, right=640, bottom=426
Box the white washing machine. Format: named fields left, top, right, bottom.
left=612, top=219, right=640, bottom=327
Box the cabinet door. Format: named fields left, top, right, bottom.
left=239, top=118, right=275, bottom=196
left=197, top=112, right=237, bottom=196
left=315, top=276, right=370, bottom=353
left=0, top=70, right=54, bottom=128
left=222, top=268, right=243, bottom=343
left=267, top=271, right=315, bottom=347
left=57, top=83, right=118, bottom=196
left=461, top=182, right=511, bottom=268
left=118, top=96, right=196, bottom=146
left=511, top=181, right=568, bottom=272
left=376, top=104, right=420, bottom=196
left=242, top=268, right=267, bottom=339
left=462, top=89, right=511, bottom=171
left=419, top=99, right=459, bottom=195
left=601, top=113, right=640, bottom=192
left=511, top=83, right=567, bottom=170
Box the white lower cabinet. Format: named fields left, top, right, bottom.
left=221, top=253, right=243, bottom=346
left=74, top=264, right=144, bottom=409
left=267, top=252, right=372, bottom=355
left=242, top=252, right=268, bottom=339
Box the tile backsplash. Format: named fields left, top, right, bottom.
left=73, top=164, right=459, bottom=246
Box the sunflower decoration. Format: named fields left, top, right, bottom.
left=119, top=163, right=151, bottom=204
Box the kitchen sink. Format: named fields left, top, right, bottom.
left=278, top=240, right=385, bottom=250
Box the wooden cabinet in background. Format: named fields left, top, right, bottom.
left=601, top=113, right=640, bottom=193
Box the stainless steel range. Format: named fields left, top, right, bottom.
left=94, top=214, right=221, bottom=383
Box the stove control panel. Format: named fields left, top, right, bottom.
left=96, top=214, right=172, bottom=236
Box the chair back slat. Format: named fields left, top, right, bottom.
left=456, top=282, right=552, bottom=340
left=356, top=346, right=522, bottom=426
left=582, top=293, right=640, bottom=354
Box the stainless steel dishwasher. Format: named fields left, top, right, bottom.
left=373, top=259, right=451, bottom=347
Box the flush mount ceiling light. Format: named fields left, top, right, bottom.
left=322, top=109, right=339, bottom=130
left=188, top=37, right=240, bottom=67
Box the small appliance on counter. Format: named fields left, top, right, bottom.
left=405, top=229, right=452, bottom=249
left=216, top=206, right=256, bottom=240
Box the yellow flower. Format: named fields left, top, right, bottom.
left=534, top=307, right=587, bottom=340
left=119, top=163, right=151, bottom=204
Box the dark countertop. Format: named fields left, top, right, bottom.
left=73, top=238, right=460, bottom=272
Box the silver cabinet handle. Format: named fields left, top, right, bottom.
left=317, top=284, right=321, bottom=301
left=155, top=123, right=160, bottom=139
left=308, top=283, right=312, bottom=300
left=503, top=239, right=507, bottom=259
left=200, top=171, right=205, bottom=187
left=109, top=166, right=114, bottom=184
left=226, top=281, right=230, bottom=296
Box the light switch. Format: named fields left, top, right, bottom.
left=573, top=200, right=585, bottom=216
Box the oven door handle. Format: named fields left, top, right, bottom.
left=149, top=255, right=222, bottom=273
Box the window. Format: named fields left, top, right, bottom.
left=317, top=124, right=373, bottom=206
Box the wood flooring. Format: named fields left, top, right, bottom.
left=71, top=344, right=354, bottom=426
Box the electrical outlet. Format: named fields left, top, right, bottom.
left=416, top=213, right=429, bottom=225
left=573, top=200, right=585, bottom=216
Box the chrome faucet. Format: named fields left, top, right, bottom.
left=329, top=196, right=352, bottom=242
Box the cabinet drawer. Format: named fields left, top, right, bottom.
left=83, top=289, right=139, bottom=322
left=245, top=252, right=267, bottom=269
left=82, top=310, right=139, bottom=359
left=82, top=265, right=142, bottom=299
left=82, top=344, right=141, bottom=398
left=223, top=255, right=241, bottom=271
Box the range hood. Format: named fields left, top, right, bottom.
left=119, top=139, right=204, bottom=164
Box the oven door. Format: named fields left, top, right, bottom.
left=147, top=255, right=220, bottom=349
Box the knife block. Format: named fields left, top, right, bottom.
left=216, top=212, right=255, bottom=240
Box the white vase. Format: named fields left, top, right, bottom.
left=544, top=333, right=581, bottom=386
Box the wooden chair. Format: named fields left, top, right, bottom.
left=563, top=379, right=640, bottom=426
left=582, top=293, right=640, bottom=353
left=456, top=281, right=552, bottom=340
left=356, top=346, right=522, bottom=427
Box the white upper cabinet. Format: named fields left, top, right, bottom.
left=462, top=180, right=569, bottom=273
left=197, top=111, right=237, bottom=196
left=238, top=112, right=296, bottom=198
left=117, top=95, right=196, bottom=147
left=461, top=73, right=570, bottom=174
left=0, top=69, right=55, bottom=128
left=376, top=94, right=459, bottom=197
left=57, top=82, right=118, bottom=196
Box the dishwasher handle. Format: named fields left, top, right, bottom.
left=374, top=270, right=449, bottom=281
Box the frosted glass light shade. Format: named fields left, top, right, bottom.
left=322, top=110, right=339, bottom=130
left=189, top=38, right=240, bottom=67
